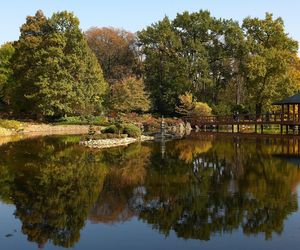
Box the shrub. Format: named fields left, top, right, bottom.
left=101, top=125, right=119, bottom=134
left=102, top=123, right=141, bottom=138
left=56, top=116, right=83, bottom=124
left=191, top=102, right=212, bottom=117
left=231, top=104, right=249, bottom=115
left=122, top=123, right=141, bottom=138
left=176, top=92, right=212, bottom=118
left=56, top=116, right=109, bottom=126
left=211, top=103, right=231, bottom=115
left=91, top=116, right=109, bottom=126
left=0, top=119, right=24, bottom=130
left=0, top=127, right=12, bottom=136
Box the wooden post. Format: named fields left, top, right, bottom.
left=232, top=125, right=234, bottom=133
left=261, top=124, right=263, bottom=134
left=286, top=125, right=289, bottom=134
left=237, top=124, right=240, bottom=133
left=298, top=104, right=300, bottom=123
left=287, top=104, right=290, bottom=121
left=297, top=104, right=300, bottom=135
left=280, top=125, right=283, bottom=134
left=293, top=138, right=296, bottom=154
left=281, top=104, right=284, bottom=122
left=293, top=104, right=296, bottom=123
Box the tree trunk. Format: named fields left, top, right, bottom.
left=256, top=103, right=262, bottom=116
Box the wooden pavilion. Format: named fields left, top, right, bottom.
left=186, top=92, right=300, bottom=135
left=273, top=92, right=300, bottom=132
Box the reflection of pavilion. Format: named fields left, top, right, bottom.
left=189, top=133, right=300, bottom=178
left=272, top=139, right=300, bottom=167
left=272, top=137, right=300, bottom=167
left=273, top=155, right=300, bottom=167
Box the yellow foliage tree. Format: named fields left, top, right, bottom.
left=176, top=92, right=212, bottom=117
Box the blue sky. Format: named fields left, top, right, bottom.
left=1, top=0, right=300, bottom=46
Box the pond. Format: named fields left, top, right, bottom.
left=1, top=133, right=300, bottom=249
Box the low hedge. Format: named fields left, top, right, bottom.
left=122, top=123, right=141, bottom=138
left=101, top=125, right=120, bottom=134
left=102, top=123, right=141, bottom=138
left=56, top=116, right=109, bottom=126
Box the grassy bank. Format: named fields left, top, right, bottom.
left=0, top=119, right=25, bottom=136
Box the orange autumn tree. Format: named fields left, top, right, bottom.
left=85, top=27, right=141, bottom=84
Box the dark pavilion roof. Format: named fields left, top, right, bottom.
left=273, top=92, right=300, bottom=105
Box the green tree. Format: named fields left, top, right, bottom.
left=11, top=10, right=107, bottom=118
left=138, top=16, right=189, bottom=114
left=242, top=13, right=299, bottom=114
left=0, top=43, right=15, bottom=105
left=0, top=136, right=108, bottom=248
left=110, top=76, right=151, bottom=113
left=138, top=11, right=248, bottom=115
left=137, top=136, right=299, bottom=240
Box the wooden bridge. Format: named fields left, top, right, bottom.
left=185, top=92, right=300, bottom=135
left=186, top=113, right=300, bottom=134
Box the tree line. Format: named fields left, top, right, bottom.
left=0, top=10, right=299, bottom=119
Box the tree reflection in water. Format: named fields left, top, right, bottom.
left=0, top=136, right=108, bottom=248
left=138, top=135, right=300, bottom=240
left=0, top=135, right=300, bottom=248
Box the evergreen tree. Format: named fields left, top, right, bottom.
left=11, top=10, right=107, bottom=118
left=0, top=43, right=14, bottom=105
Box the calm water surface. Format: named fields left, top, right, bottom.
left=1, top=133, right=300, bottom=249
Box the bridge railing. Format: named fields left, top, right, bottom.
left=186, top=113, right=300, bottom=125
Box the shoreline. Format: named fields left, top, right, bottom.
left=0, top=124, right=100, bottom=137
left=0, top=124, right=98, bottom=146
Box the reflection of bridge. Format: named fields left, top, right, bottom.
left=189, top=132, right=300, bottom=169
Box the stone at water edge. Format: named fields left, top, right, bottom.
left=185, top=122, right=192, bottom=133
left=178, top=123, right=185, bottom=135
left=79, top=135, right=154, bottom=149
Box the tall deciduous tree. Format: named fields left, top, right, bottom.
left=138, top=16, right=189, bottom=114
left=243, top=13, right=299, bottom=114
left=138, top=11, right=249, bottom=115
left=85, top=27, right=140, bottom=84
left=110, top=76, right=150, bottom=113
left=11, top=10, right=107, bottom=118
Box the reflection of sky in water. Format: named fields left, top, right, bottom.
left=1, top=201, right=300, bottom=250
left=1, top=135, right=300, bottom=249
